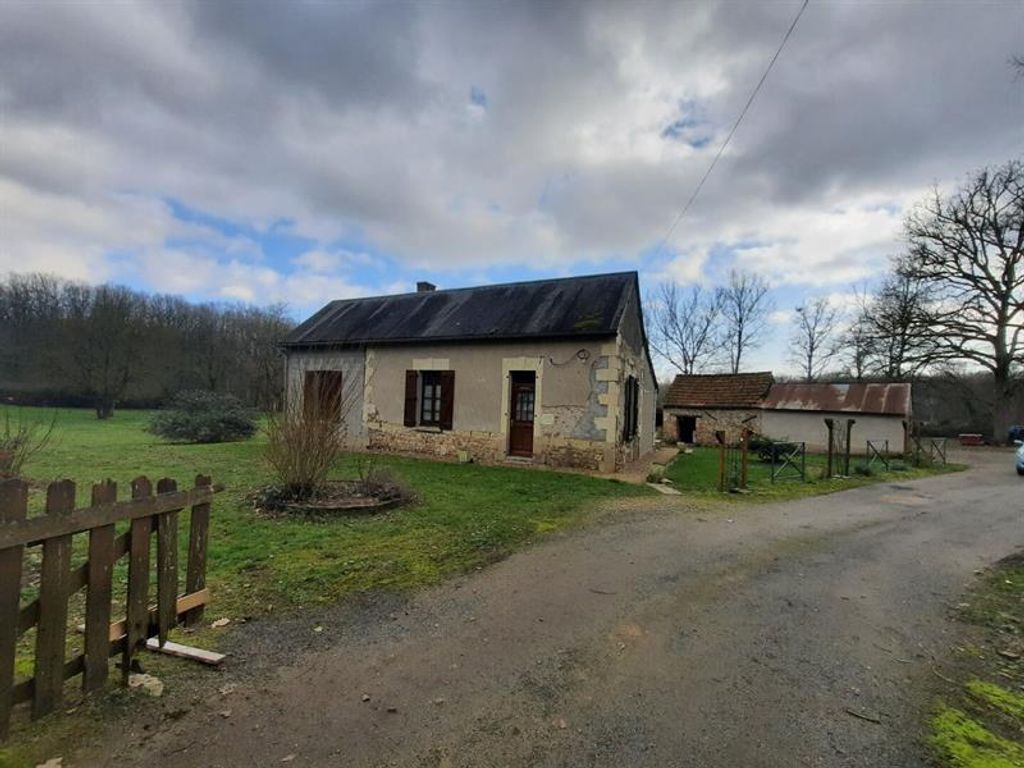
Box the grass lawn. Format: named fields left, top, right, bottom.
left=663, top=445, right=964, bottom=502
left=929, top=552, right=1024, bottom=767
left=4, top=405, right=652, bottom=621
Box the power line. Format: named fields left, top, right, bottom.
left=654, top=0, right=810, bottom=257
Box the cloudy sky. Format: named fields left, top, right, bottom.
left=1, top=0, right=1022, bottom=371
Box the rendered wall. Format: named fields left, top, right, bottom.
left=283, top=348, right=366, bottom=447
left=363, top=338, right=617, bottom=470
left=760, top=411, right=908, bottom=454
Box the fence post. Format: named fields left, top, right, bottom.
left=824, top=418, right=835, bottom=477
left=0, top=479, right=28, bottom=739
left=33, top=480, right=75, bottom=719
left=715, top=431, right=726, bottom=493
left=844, top=419, right=856, bottom=476
left=124, top=477, right=153, bottom=680
left=155, top=478, right=180, bottom=647
left=84, top=480, right=116, bottom=694
left=185, top=475, right=212, bottom=627
left=740, top=429, right=750, bottom=489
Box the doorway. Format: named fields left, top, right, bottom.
left=508, top=371, right=536, bottom=457
left=678, top=415, right=697, bottom=444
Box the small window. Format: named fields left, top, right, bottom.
left=419, top=371, right=442, bottom=426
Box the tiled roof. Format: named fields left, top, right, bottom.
left=282, top=272, right=638, bottom=347
left=761, top=382, right=912, bottom=416
left=663, top=372, right=774, bottom=409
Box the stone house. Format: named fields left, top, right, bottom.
left=661, top=372, right=773, bottom=445
left=663, top=373, right=912, bottom=454
left=280, top=272, right=657, bottom=472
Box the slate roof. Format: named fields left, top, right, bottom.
left=282, top=272, right=639, bottom=347
left=663, top=372, right=774, bottom=409
left=761, top=382, right=912, bottom=416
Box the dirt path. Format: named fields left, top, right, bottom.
left=80, top=451, right=1023, bottom=767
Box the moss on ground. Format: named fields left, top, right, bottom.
left=930, top=552, right=1024, bottom=768
left=931, top=706, right=1024, bottom=768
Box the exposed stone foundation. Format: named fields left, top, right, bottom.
left=365, top=423, right=607, bottom=471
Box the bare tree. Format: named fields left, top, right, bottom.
left=864, top=268, right=938, bottom=379
left=648, top=283, right=724, bottom=374
left=0, top=273, right=293, bottom=411
left=788, top=297, right=842, bottom=382
left=900, top=159, right=1024, bottom=441
left=60, top=284, right=148, bottom=418
left=721, top=270, right=773, bottom=373
left=839, top=311, right=872, bottom=382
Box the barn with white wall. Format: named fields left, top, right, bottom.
left=759, top=382, right=912, bottom=454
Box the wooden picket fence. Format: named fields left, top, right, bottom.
left=0, top=474, right=220, bottom=740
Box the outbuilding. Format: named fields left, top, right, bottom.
left=663, top=374, right=912, bottom=454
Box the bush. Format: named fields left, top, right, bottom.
left=264, top=404, right=344, bottom=500
left=148, top=390, right=257, bottom=444
left=852, top=462, right=876, bottom=477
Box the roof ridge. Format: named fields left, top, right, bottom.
left=316, top=270, right=638, bottom=306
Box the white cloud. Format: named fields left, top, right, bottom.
left=1, top=0, right=1021, bottom=303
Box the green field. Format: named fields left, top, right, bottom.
left=4, top=406, right=651, bottom=620
left=664, top=445, right=963, bottom=502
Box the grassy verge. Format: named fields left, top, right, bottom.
left=929, top=553, right=1024, bottom=767
left=5, top=406, right=651, bottom=615
left=662, top=445, right=963, bottom=502
left=0, top=405, right=652, bottom=764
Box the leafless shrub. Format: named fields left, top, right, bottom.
left=0, top=409, right=57, bottom=478
left=263, top=377, right=350, bottom=500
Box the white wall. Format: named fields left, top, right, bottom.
left=760, top=411, right=907, bottom=454
left=284, top=348, right=366, bottom=446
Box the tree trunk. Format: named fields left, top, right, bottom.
left=95, top=398, right=115, bottom=420
left=991, top=370, right=1015, bottom=444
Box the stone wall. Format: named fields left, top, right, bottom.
left=366, top=423, right=607, bottom=470
left=662, top=408, right=762, bottom=445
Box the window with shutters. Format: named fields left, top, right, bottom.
left=404, top=369, right=455, bottom=430
left=419, top=371, right=442, bottom=426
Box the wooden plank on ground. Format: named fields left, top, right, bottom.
left=0, top=478, right=28, bottom=740
left=32, top=480, right=75, bottom=719
left=123, top=477, right=152, bottom=681
left=155, top=478, right=179, bottom=647
left=83, top=480, right=116, bottom=693
left=0, top=484, right=220, bottom=549
left=144, top=638, right=225, bottom=666
left=184, top=475, right=211, bottom=628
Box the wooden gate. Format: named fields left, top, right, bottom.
left=0, top=474, right=220, bottom=739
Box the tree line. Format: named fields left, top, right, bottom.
left=0, top=274, right=293, bottom=417
left=649, top=158, right=1024, bottom=441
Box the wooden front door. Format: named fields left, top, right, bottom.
left=508, top=372, right=536, bottom=457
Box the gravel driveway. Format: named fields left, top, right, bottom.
left=81, top=450, right=1023, bottom=768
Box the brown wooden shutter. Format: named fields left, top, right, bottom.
left=439, top=370, right=455, bottom=430
left=403, top=370, right=418, bottom=427
left=323, top=371, right=343, bottom=422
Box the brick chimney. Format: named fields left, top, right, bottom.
left=416, top=281, right=436, bottom=293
